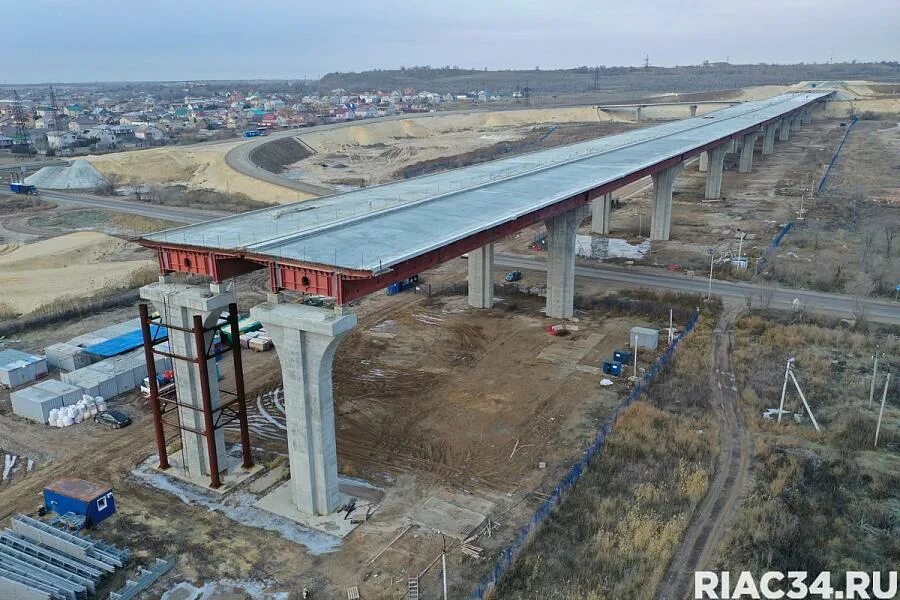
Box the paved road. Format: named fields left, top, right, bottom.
left=18, top=190, right=228, bottom=224
left=495, top=253, right=900, bottom=325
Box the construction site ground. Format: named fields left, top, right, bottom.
left=0, top=257, right=674, bottom=598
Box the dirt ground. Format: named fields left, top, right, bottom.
left=0, top=231, right=153, bottom=314
left=0, top=256, right=673, bottom=599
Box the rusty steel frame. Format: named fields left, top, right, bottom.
left=138, top=302, right=253, bottom=489
left=140, top=113, right=793, bottom=305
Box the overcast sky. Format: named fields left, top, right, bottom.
left=6, top=0, right=899, bottom=83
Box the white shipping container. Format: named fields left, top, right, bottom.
left=0, top=349, right=48, bottom=388
left=10, top=379, right=83, bottom=423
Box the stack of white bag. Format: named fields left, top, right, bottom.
left=48, top=395, right=107, bottom=427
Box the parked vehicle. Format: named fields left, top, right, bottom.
left=242, top=129, right=265, bottom=138
left=94, top=410, right=132, bottom=429
left=505, top=271, right=523, bottom=282
left=8, top=182, right=39, bottom=195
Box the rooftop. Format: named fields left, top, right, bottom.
left=142, top=92, right=829, bottom=275
left=45, top=477, right=112, bottom=502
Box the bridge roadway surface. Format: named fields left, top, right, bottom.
left=140, top=92, right=828, bottom=303
left=494, top=254, right=900, bottom=325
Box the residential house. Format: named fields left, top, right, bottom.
left=134, top=124, right=166, bottom=143
left=69, top=116, right=98, bottom=133
left=63, top=104, right=84, bottom=117
left=46, top=131, right=79, bottom=150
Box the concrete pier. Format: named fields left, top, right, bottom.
left=802, top=109, right=812, bottom=124
left=762, top=122, right=777, bottom=155
left=650, top=162, right=684, bottom=240
left=699, top=151, right=709, bottom=172
left=634, top=106, right=642, bottom=123
left=251, top=301, right=357, bottom=515
left=591, top=192, right=612, bottom=235
left=467, top=243, right=494, bottom=308
left=689, top=104, right=698, bottom=117
left=738, top=132, right=760, bottom=173
left=791, top=113, right=802, bottom=131
left=778, top=117, right=791, bottom=141
left=704, top=145, right=728, bottom=200
left=544, top=205, right=589, bottom=319
left=140, top=280, right=234, bottom=478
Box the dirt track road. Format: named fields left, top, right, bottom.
left=658, top=306, right=749, bottom=600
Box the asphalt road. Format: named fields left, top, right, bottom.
left=23, top=190, right=228, bottom=224
left=495, top=253, right=900, bottom=325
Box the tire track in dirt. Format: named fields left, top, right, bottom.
left=658, top=306, right=749, bottom=600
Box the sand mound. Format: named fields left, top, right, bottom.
left=86, top=144, right=315, bottom=204
left=300, top=106, right=620, bottom=152
left=0, top=232, right=153, bottom=314
left=25, top=159, right=109, bottom=190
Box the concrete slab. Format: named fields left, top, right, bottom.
left=157, top=450, right=263, bottom=494
left=411, top=497, right=487, bottom=540
left=254, top=478, right=383, bottom=539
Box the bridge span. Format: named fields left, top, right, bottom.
left=135, top=91, right=830, bottom=520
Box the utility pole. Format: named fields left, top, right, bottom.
left=874, top=373, right=891, bottom=447
left=736, top=229, right=745, bottom=268
left=707, top=248, right=716, bottom=300
left=441, top=535, right=448, bottom=600
left=868, top=347, right=880, bottom=407
left=777, top=357, right=794, bottom=424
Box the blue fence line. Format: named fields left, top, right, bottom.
left=404, top=126, right=559, bottom=178
left=817, top=116, right=858, bottom=194
left=469, top=310, right=702, bottom=600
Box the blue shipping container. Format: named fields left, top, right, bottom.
left=43, top=478, right=117, bottom=527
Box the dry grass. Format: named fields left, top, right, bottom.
left=716, top=315, right=900, bottom=576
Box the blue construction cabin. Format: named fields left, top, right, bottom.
left=43, top=478, right=117, bottom=527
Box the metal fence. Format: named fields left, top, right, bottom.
left=817, top=116, right=858, bottom=194
left=469, top=310, right=702, bottom=599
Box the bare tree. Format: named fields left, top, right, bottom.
left=885, top=223, right=897, bottom=258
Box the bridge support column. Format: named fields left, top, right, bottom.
left=704, top=145, right=728, bottom=200
left=140, top=280, right=234, bottom=479
left=591, top=192, right=612, bottom=235
left=467, top=243, right=494, bottom=308
left=778, top=118, right=791, bottom=141
left=762, top=123, right=777, bottom=155
left=250, top=301, right=357, bottom=516
left=801, top=109, right=811, bottom=125
left=544, top=205, right=589, bottom=319
left=635, top=106, right=642, bottom=123
left=791, top=113, right=802, bottom=131
left=739, top=132, right=760, bottom=173
left=698, top=151, right=709, bottom=172
left=650, top=162, right=684, bottom=241
left=689, top=104, right=698, bottom=117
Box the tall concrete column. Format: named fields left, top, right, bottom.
left=738, top=132, right=759, bottom=173
left=467, top=243, right=494, bottom=308
left=635, top=106, right=642, bottom=123
left=801, top=109, right=811, bottom=125
left=704, top=145, right=728, bottom=200
left=699, top=151, right=709, bottom=172
left=689, top=104, right=698, bottom=117
left=791, top=114, right=802, bottom=131
left=250, top=301, right=357, bottom=515
left=650, top=162, right=684, bottom=241
left=762, top=122, right=777, bottom=155
left=140, top=280, right=234, bottom=477
left=778, top=118, right=791, bottom=141
left=544, top=205, right=589, bottom=319
left=591, top=192, right=612, bottom=235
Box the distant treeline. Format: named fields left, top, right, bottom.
left=5, top=61, right=899, bottom=99
left=317, top=62, right=900, bottom=95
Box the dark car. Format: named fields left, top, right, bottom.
left=505, top=271, right=523, bottom=282
left=94, top=410, right=132, bottom=429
